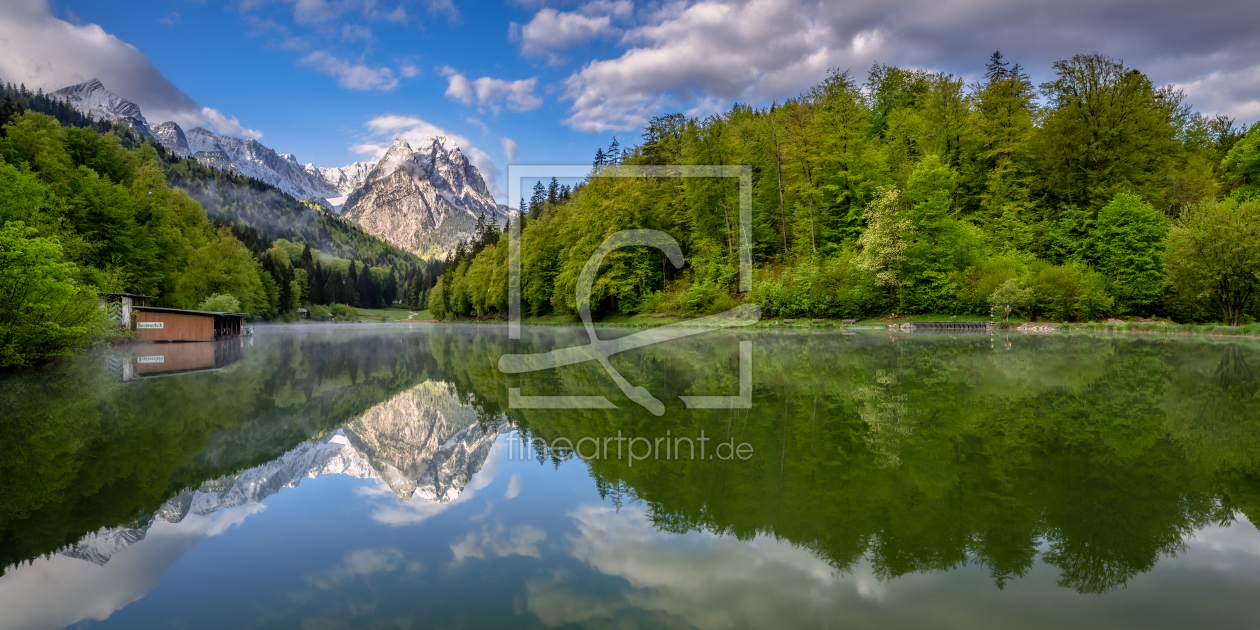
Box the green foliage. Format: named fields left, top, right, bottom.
left=327, top=303, right=359, bottom=321
left=988, top=277, right=1034, bottom=317
left=1222, top=124, right=1260, bottom=199
left=1090, top=192, right=1168, bottom=309
left=196, top=293, right=241, bottom=313
left=174, top=230, right=269, bottom=314
left=1165, top=198, right=1260, bottom=325
left=0, top=223, right=103, bottom=366
left=1033, top=53, right=1184, bottom=212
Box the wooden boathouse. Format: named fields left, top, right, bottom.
left=131, top=306, right=250, bottom=342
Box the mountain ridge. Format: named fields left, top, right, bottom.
left=49, top=78, right=510, bottom=259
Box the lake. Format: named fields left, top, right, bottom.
left=2, top=324, right=1260, bottom=629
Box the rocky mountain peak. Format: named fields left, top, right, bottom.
left=51, top=78, right=148, bottom=126
left=151, top=121, right=191, bottom=158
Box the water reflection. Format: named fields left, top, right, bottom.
left=1, top=325, right=1260, bottom=628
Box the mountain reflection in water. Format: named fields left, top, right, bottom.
left=1, top=324, right=1260, bottom=629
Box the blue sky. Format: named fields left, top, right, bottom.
left=3, top=0, right=1260, bottom=203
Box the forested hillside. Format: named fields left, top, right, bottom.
left=429, top=53, right=1260, bottom=326
left=165, top=157, right=420, bottom=269
left=0, top=84, right=421, bottom=366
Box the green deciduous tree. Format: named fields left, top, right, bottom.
left=1222, top=124, right=1260, bottom=199
left=1091, top=192, right=1168, bottom=310
left=0, top=223, right=102, bottom=366
left=1165, top=198, right=1260, bottom=325
left=1034, top=53, right=1183, bottom=213
left=196, top=293, right=241, bottom=313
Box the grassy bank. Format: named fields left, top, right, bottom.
left=1062, top=321, right=1260, bottom=337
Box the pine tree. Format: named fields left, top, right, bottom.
left=529, top=180, right=546, bottom=219
left=546, top=177, right=559, bottom=205
left=607, top=137, right=620, bottom=165
left=310, top=261, right=325, bottom=304
left=346, top=261, right=359, bottom=307
left=593, top=147, right=606, bottom=168
left=385, top=268, right=398, bottom=304
left=985, top=51, right=1010, bottom=82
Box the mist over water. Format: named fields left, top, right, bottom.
left=2, top=324, right=1260, bottom=628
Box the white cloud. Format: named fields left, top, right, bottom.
left=439, top=66, right=542, bottom=114
left=515, top=1, right=632, bottom=64
left=504, top=472, right=524, bottom=498
left=341, top=23, right=372, bottom=42
left=1171, top=66, right=1260, bottom=123
left=466, top=116, right=491, bottom=136
left=556, top=0, right=1260, bottom=133
left=500, top=137, right=520, bottom=162
left=0, top=504, right=265, bottom=630
left=305, top=547, right=405, bottom=590
left=451, top=523, right=547, bottom=563
left=301, top=50, right=398, bottom=91
left=0, top=0, right=207, bottom=128
left=202, top=107, right=264, bottom=139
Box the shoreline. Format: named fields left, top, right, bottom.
left=376, top=314, right=1260, bottom=339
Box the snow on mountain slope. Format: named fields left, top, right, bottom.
left=185, top=127, right=339, bottom=202
left=51, top=78, right=148, bottom=127
left=313, top=160, right=377, bottom=211
left=151, top=121, right=191, bottom=158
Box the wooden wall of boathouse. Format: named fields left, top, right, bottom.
left=134, top=311, right=215, bottom=342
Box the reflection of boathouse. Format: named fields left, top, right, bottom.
left=108, top=339, right=246, bottom=381
left=131, top=306, right=249, bottom=342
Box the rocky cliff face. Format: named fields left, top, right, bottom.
left=344, top=381, right=499, bottom=502
left=59, top=381, right=506, bottom=566
left=343, top=137, right=510, bottom=254
left=192, top=150, right=241, bottom=174
left=151, top=121, right=191, bottom=158
left=342, top=138, right=465, bottom=252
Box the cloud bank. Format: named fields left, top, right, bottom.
left=0, top=0, right=262, bottom=137
left=542, top=0, right=1260, bottom=132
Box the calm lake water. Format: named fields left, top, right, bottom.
left=3, top=324, right=1260, bottom=629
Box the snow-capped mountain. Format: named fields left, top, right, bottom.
left=313, top=160, right=377, bottom=209
left=343, top=137, right=511, bottom=254
left=58, top=382, right=506, bottom=566
left=151, top=121, right=191, bottom=158
left=49, top=79, right=510, bottom=253
left=184, top=127, right=340, bottom=202
left=50, top=78, right=152, bottom=139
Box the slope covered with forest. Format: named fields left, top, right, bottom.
left=428, top=53, right=1260, bottom=326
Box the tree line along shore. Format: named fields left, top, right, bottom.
left=420, top=53, right=1260, bottom=335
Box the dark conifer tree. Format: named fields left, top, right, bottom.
left=985, top=51, right=1010, bottom=82
left=607, top=137, right=620, bottom=165
left=346, top=262, right=359, bottom=307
